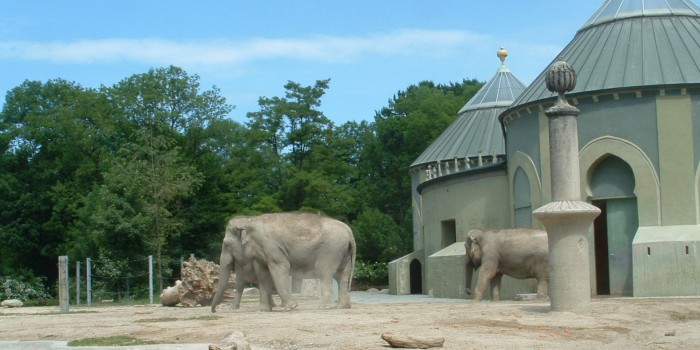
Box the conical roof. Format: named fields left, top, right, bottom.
left=505, top=0, right=700, bottom=115
left=411, top=49, right=526, bottom=168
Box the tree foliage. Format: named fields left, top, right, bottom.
left=0, top=68, right=482, bottom=295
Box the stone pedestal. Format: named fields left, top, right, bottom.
left=534, top=201, right=599, bottom=312
left=536, top=58, right=600, bottom=313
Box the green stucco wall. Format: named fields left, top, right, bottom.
left=504, top=89, right=700, bottom=297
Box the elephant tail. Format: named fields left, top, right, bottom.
left=347, top=233, right=356, bottom=292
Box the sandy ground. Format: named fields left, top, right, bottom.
left=1, top=292, right=700, bottom=349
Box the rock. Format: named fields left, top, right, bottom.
left=209, top=331, right=251, bottom=350
left=381, top=331, right=445, bottom=349
left=1, top=299, right=23, bottom=308
left=367, top=288, right=380, bottom=293
left=242, top=287, right=259, bottom=295
left=160, top=280, right=182, bottom=306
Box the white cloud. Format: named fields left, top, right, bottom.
left=0, top=29, right=486, bottom=66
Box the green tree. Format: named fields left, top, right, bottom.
left=95, top=66, right=227, bottom=290
left=355, top=79, right=483, bottom=258
left=0, top=79, right=112, bottom=282
left=351, top=208, right=403, bottom=262
left=245, top=79, right=358, bottom=216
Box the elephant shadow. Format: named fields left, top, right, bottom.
left=519, top=305, right=550, bottom=314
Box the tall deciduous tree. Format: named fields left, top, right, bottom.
left=0, top=79, right=112, bottom=280
left=96, top=66, right=227, bottom=291
left=355, top=79, right=482, bottom=260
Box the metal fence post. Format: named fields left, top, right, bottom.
left=86, top=258, right=92, bottom=307
left=76, top=261, right=81, bottom=306
left=148, top=255, right=154, bottom=304
left=58, top=256, right=69, bottom=313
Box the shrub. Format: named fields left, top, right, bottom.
left=0, top=276, right=51, bottom=301
left=353, top=260, right=388, bottom=289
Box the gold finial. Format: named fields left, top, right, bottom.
left=497, top=47, right=508, bottom=64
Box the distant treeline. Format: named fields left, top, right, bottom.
left=0, top=65, right=482, bottom=293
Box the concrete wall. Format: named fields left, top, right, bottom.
left=419, top=169, right=511, bottom=258
left=388, top=250, right=423, bottom=295
left=633, top=226, right=700, bottom=296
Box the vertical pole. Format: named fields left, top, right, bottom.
left=58, top=256, right=69, bottom=313
left=87, top=258, right=92, bottom=307
left=533, top=58, right=600, bottom=313
left=76, top=261, right=81, bottom=306
left=148, top=255, right=154, bottom=304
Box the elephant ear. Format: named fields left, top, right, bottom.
left=234, top=226, right=249, bottom=246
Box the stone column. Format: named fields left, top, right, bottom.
left=533, top=59, right=600, bottom=313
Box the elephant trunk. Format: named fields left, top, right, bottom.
left=211, top=253, right=233, bottom=313
left=465, top=261, right=475, bottom=296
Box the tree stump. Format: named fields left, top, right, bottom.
left=381, top=331, right=445, bottom=349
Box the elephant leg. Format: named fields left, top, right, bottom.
left=336, top=270, right=352, bottom=309
left=254, top=265, right=274, bottom=312
left=474, top=262, right=497, bottom=301
left=490, top=273, right=503, bottom=301
left=231, top=286, right=243, bottom=310
left=536, top=277, right=548, bottom=299
left=231, top=266, right=245, bottom=309
left=267, top=263, right=297, bottom=311
left=319, top=277, right=334, bottom=309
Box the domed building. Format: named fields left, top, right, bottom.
left=390, top=0, right=700, bottom=298
left=388, top=49, right=531, bottom=298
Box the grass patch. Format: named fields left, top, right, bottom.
left=68, top=335, right=157, bottom=346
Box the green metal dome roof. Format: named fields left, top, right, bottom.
left=411, top=52, right=526, bottom=169
left=503, top=0, right=700, bottom=122
left=581, top=0, right=700, bottom=30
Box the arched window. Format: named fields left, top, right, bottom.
left=513, top=167, right=532, bottom=228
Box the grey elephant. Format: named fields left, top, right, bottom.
left=211, top=259, right=275, bottom=312
left=465, top=228, right=548, bottom=301
left=211, top=212, right=356, bottom=311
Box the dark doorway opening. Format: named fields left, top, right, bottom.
left=593, top=200, right=610, bottom=295
left=409, top=259, right=422, bottom=294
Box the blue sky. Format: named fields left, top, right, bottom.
left=0, top=1, right=603, bottom=124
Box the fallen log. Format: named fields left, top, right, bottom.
left=381, top=331, right=445, bottom=349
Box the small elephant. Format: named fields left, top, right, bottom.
left=465, top=228, right=548, bottom=301
left=212, top=212, right=356, bottom=312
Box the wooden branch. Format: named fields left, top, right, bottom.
left=381, top=331, right=445, bottom=349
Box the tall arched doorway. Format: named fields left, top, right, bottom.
left=513, top=167, right=532, bottom=228
left=590, top=155, right=638, bottom=296
left=409, top=259, right=422, bottom=294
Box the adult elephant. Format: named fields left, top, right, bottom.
left=465, top=228, right=548, bottom=301
left=212, top=212, right=356, bottom=312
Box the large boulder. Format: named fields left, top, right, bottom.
left=1, top=299, right=23, bottom=308
left=160, top=280, right=182, bottom=306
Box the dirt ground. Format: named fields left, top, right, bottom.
left=1, top=292, right=700, bottom=349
